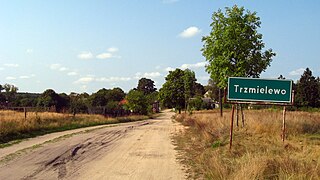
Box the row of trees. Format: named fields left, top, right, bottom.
left=0, top=78, right=159, bottom=116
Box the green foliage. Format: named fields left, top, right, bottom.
left=0, top=83, right=18, bottom=105
left=137, top=78, right=157, bottom=95
left=126, top=89, right=149, bottom=115
left=296, top=68, right=320, bottom=107
left=37, top=89, right=59, bottom=108
left=70, top=93, right=89, bottom=115
left=202, top=5, right=275, bottom=88
left=89, top=87, right=125, bottom=107
left=159, top=69, right=186, bottom=113
left=159, top=68, right=204, bottom=113
left=188, top=97, right=204, bottom=111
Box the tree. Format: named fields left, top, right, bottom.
left=159, top=68, right=197, bottom=113
left=37, top=89, right=59, bottom=109
left=202, top=5, right=275, bottom=87
left=194, top=82, right=206, bottom=97
left=137, top=78, right=157, bottom=95
left=296, top=68, right=320, bottom=107
left=70, top=92, right=89, bottom=116
left=126, top=89, right=149, bottom=115
left=107, top=87, right=126, bottom=102
left=201, top=5, right=275, bottom=116
left=183, top=69, right=196, bottom=111
left=2, top=84, right=18, bottom=105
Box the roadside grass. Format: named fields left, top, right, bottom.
left=0, top=110, right=153, bottom=147
left=174, top=109, right=320, bottom=179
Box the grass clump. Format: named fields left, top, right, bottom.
left=174, top=109, right=320, bottom=179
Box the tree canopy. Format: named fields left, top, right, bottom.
left=159, top=68, right=199, bottom=113
left=202, top=5, right=275, bottom=88
left=296, top=68, right=320, bottom=107
left=137, top=78, right=157, bottom=95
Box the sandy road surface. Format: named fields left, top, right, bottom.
left=0, top=111, right=186, bottom=180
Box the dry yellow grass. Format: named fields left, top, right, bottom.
left=0, top=110, right=149, bottom=145
left=174, top=109, right=320, bottom=179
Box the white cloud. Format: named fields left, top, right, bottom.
left=74, top=76, right=95, bottom=84
left=289, top=68, right=305, bottom=76
left=26, top=49, right=33, bottom=54
left=96, top=77, right=131, bottom=82
left=143, top=72, right=161, bottom=78
left=78, top=51, right=93, bottom=59
left=50, top=64, right=61, bottom=70
left=107, top=47, right=119, bottom=53
left=135, top=72, right=161, bottom=79
left=6, top=76, right=16, bottom=80
left=96, top=53, right=113, bottom=59
left=19, top=76, right=30, bottom=79
left=59, top=67, right=68, bottom=71
left=0, top=67, right=4, bottom=71
left=50, top=64, right=69, bottom=71
left=165, top=67, right=175, bottom=72
left=180, top=61, right=207, bottom=70
left=67, top=72, right=78, bottom=76
left=4, top=63, right=19, bottom=68
left=179, top=26, right=201, bottom=38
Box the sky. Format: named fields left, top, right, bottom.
left=0, top=0, right=319, bottom=94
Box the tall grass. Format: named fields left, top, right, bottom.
left=174, top=109, right=320, bottom=179
left=0, top=110, right=150, bottom=145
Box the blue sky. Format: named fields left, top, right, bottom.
left=0, top=0, right=319, bottom=94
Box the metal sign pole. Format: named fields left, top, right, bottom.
left=229, top=105, right=235, bottom=150
left=282, top=106, right=286, bottom=142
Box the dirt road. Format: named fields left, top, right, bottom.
left=0, top=111, right=186, bottom=180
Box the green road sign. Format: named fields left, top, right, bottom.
left=228, top=77, right=293, bottom=103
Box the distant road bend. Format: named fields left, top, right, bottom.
left=0, top=110, right=186, bottom=180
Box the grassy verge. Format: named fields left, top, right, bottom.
left=0, top=110, right=156, bottom=148
left=174, top=109, right=320, bottom=179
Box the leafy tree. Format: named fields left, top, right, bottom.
left=137, top=78, right=157, bottom=95
left=159, top=69, right=185, bottom=113
left=194, top=82, right=206, bottom=97
left=89, top=87, right=125, bottom=107
left=70, top=92, right=89, bottom=116
left=201, top=5, right=275, bottom=116
left=2, top=83, right=18, bottom=105
left=204, top=78, right=220, bottom=101
left=57, top=93, right=70, bottom=112
left=126, top=89, right=149, bottom=115
left=89, top=88, right=108, bottom=107
left=37, top=89, right=59, bottom=109
left=201, top=5, right=275, bottom=87
left=106, top=87, right=126, bottom=102
left=183, top=69, right=196, bottom=111
left=296, top=68, right=320, bottom=107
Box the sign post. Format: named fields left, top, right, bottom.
left=227, top=77, right=293, bottom=150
